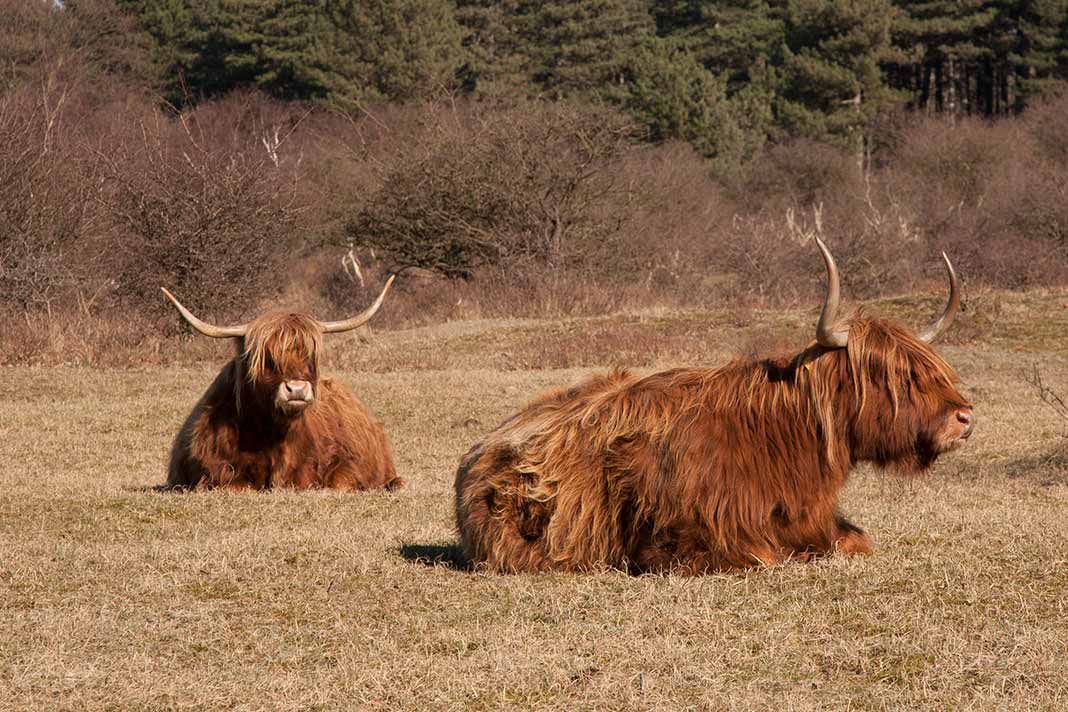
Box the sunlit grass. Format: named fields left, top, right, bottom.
left=2, top=298, right=1067, bottom=709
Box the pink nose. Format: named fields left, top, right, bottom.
left=284, top=381, right=311, bottom=400
left=956, top=408, right=974, bottom=436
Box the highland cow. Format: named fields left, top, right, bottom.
left=455, top=240, right=974, bottom=573
left=163, top=277, right=404, bottom=492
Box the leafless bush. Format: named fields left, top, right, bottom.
left=1025, top=365, right=1068, bottom=429
left=97, top=93, right=307, bottom=318
left=731, top=139, right=865, bottom=215
left=347, top=102, right=642, bottom=278
left=713, top=184, right=931, bottom=305
left=712, top=139, right=927, bottom=301
left=888, top=112, right=1068, bottom=288
left=0, top=82, right=99, bottom=311
left=1020, top=87, right=1068, bottom=170
left=0, top=0, right=156, bottom=93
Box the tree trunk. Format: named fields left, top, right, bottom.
left=945, top=56, right=957, bottom=121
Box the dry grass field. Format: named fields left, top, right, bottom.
left=2, top=290, right=1068, bottom=710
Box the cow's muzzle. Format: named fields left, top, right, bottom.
left=276, top=380, right=314, bottom=414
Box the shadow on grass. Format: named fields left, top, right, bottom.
left=1002, top=442, right=1068, bottom=486
left=123, top=484, right=188, bottom=494
left=399, top=543, right=471, bottom=571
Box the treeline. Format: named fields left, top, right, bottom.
left=1, top=0, right=1068, bottom=365
left=112, top=0, right=1068, bottom=165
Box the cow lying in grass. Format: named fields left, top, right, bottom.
left=455, top=241, right=973, bottom=573
left=163, top=277, right=404, bottom=492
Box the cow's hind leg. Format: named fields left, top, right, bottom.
left=326, top=459, right=404, bottom=492
left=628, top=527, right=770, bottom=574
left=455, top=445, right=555, bottom=572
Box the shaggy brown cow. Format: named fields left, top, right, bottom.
left=163, top=277, right=404, bottom=492
left=455, top=240, right=974, bottom=573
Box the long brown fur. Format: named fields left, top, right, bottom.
left=167, top=312, right=402, bottom=491
left=455, top=317, right=971, bottom=574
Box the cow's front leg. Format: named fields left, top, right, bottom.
left=776, top=509, right=873, bottom=560
left=196, top=462, right=262, bottom=491
left=833, top=514, right=874, bottom=556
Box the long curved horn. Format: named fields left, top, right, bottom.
left=318, top=274, right=395, bottom=334
left=161, top=288, right=248, bottom=339
left=814, top=237, right=849, bottom=348
left=918, top=252, right=960, bottom=343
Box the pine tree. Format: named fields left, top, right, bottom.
left=890, top=0, right=998, bottom=115
left=626, top=40, right=733, bottom=153
left=519, top=0, right=655, bottom=99
left=653, top=0, right=784, bottom=92
left=777, top=0, right=900, bottom=159
left=127, top=0, right=463, bottom=106
left=624, top=39, right=773, bottom=171
left=454, top=0, right=529, bottom=95
left=120, top=0, right=199, bottom=86
left=983, top=0, right=1068, bottom=108
left=639, top=0, right=779, bottom=166
left=328, top=0, right=464, bottom=102
left=697, top=0, right=784, bottom=88
left=127, top=0, right=256, bottom=104
left=226, top=1, right=336, bottom=102
left=649, top=0, right=703, bottom=36
left=1061, top=8, right=1068, bottom=79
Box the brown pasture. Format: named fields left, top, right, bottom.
left=1, top=290, right=1066, bottom=709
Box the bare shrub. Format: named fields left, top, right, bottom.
left=1024, top=365, right=1068, bottom=432
left=608, top=141, right=738, bottom=299
left=0, top=0, right=157, bottom=93
left=96, top=93, right=307, bottom=319
left=714, top=191, right=930, bottom=304
left=711, top=138, right=932, bottom=301
left=1022, top=87, right=1068, bottom=169
left=730, top=139, right=865, bottom=214
left=346, top=101, right=642, bottom=278
left=888, top=113, right=1068, bottom=289
left=0, top=82, right=100, bottom=311
left=0, top=0, right=53, bottom=88
left=890, top=117, right=1016, bottom=204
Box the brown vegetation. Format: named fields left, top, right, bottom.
left=2, top=42, right=1068, bottom=366
left=349, top=103, right=642, bottom=278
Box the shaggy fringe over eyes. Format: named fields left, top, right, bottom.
left=843, top=318, right=958, bottom=417
left=806, top=317, right=960, bottom=467
left=241, top=313, right=323, bottom=386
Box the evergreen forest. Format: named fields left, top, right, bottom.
left=119, top=0, right=1068, bottom=164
